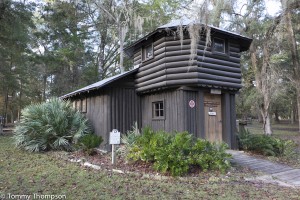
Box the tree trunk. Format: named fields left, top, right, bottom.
left=297, top=88, right=300, bottom=132
left=264, top=114, right=272, bottom=135
left=291, top=100, right=295, bottom=124
left=250, top=42, right=273, bottom=135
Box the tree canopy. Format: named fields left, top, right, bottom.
left=1, top=0, right=300, bottom=133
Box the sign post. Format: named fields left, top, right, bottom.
left=109, top=129, right=120, bottom=165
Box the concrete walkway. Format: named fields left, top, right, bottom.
left=227, top=150, right=300, bottom=187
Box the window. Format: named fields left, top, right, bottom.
left=81, top=98, right=87, bottom=113
left=152, top=101, right=164, bottom=119
left=213, top=38, right=226, bottom=54
left=74, top=99, right=87, bottom=113
left=142, top=44, right=153, bottom=61
left=76, top=100, right=81, bottom=111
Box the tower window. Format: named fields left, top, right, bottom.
left=143, top=44, right=153, bottom=61
left=213, top=38, right=226, bottom=54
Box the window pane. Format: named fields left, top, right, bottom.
left=155, top=110, right=159, bottom=117
left=76, top=101, right=81, bottom=111
left=82, top=99, right=87, bottom=113
left=160, top=110, right=164, bottom=117
left=156, top=103, right=159, bottom=110
left=159, top=102, right=163, bottom=110
left=145, top=45, right=153, bottom=59
left=213, top=38, right=225, bottom=53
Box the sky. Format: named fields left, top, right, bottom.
left=265, top=0, right=282, bottom=16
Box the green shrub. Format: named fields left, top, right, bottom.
left=127, top=127, right=171, bottom=162
left=190, top=140, right=231, bottom=173
left=13, top=98, right=90, bottom=152
left=237, top=128, right=253, bottom=150
left=79, top=134, right=103, bottom=155
left=127, top=128, right=231, bottom=176
left=237, top=129, right=297, bottom=157
left=153, top=132, right=192, bottom=176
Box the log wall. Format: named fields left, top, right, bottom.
left=133, top=33, right=242, bottom=93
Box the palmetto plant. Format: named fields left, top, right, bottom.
left=13, top=98, right=90, bottom=152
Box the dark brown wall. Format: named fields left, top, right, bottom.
left=140, top=87, right=237, bottom=148
left=133, top=32, right=242, bottom=93
left=140, top=89, right=185, bottom=133
left=70, top=75, right=140, bottom=150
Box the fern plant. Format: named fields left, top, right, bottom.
left=121, top=121, right=140, bottom=147
left=13, top=98, right=90, bottom=152
left=79, top=134, right=103, bottom=155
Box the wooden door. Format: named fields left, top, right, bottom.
left=204, top=94, right=222, bottom=142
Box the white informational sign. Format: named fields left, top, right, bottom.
left=208, top=112, right=217, bottom=116
left=109, top=129, right=120, bottom=145
left=211, top=89, right=221, bottom=94
left=189, top=100, right=195, bottom=108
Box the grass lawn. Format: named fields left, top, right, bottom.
left=1, top=135, right=300, bottom=200
left=245, top=121, right=299, bottom=135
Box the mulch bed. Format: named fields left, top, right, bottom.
left=68, top=150, right=206, bottom=177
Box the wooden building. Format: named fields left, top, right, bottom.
left=61, top=20, right=252, bottom=150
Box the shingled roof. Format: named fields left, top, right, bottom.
left=61, top=68, right=138, bottom=99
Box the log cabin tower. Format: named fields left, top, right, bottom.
left=124, top=20, right=252, bottom=148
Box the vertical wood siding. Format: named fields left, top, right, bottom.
left=70, top=75, right=140, bottom=150
left=85, top=93, right=110, bottom=149
left=140, top=88, right=237, bottom=148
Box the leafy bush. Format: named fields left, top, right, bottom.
left=237, top=129, right=297, bottom=157
left=127, top=127, right=171, bottom=162
left=79, top=134, right=103, bottom=155
left=13, top=98, right=90, bottom=152
left=152, top=132, right=192, bottom=176
left=190, top=140, right=231, bottom=173
left=127, top=128, right=231, bottom=176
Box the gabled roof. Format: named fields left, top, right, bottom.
left=124, top=19, right=252, bottom=57
left=61, top=68, right=138, bottom=99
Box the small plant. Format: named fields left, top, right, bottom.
left=122, top=122, right=140, bottom=147
left=13, top=98, right=90, bottom=152
left=79, top=134, right=103, bottom=155
left=118, top=122, right=141, bottom=157
left=237, top=128, right=297, bottom=157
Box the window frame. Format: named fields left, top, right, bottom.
left=142, top=43, right=154, bottom=62
left=212, top=37, right=227, bottom=55
left=152, top=100, right=165, bottom=120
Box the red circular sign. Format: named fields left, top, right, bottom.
left=189, top=100, right=195, bottom=108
